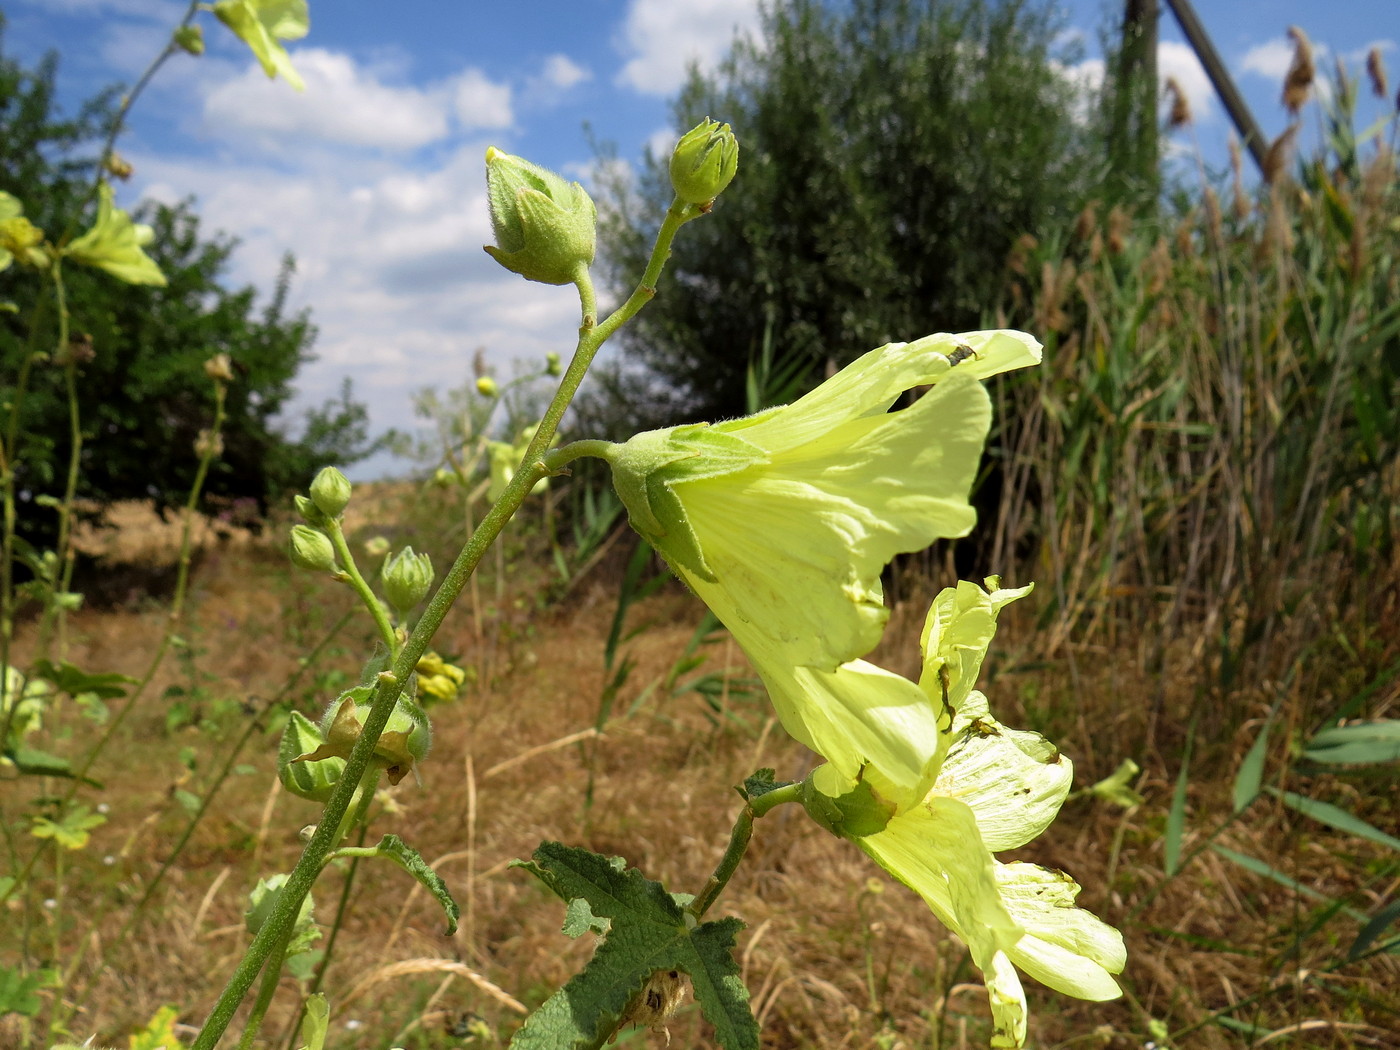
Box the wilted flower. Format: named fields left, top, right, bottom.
left=800, top=581, right=1125, bottom=1048
left=416, top=651, right=470, bottom=705
left=64, top=182, right=165, bottom=286
left=212, top=0, right=309, bottom=90
left=294, top=684, right=432, bottom=786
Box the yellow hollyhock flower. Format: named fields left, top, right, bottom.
left=213, top=0, right=310, bottom=91
left=64, top=182, right=166, bottom=287
left=801, top=581, right=1124, bottom=1048
left=604, top=330, right=1040, bottom=734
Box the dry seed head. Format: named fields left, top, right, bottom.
left=1263, top=124, right=1299, bottom=185
left=1074, top=201, right=1099, bottom=243
left=1145, top=237, right=1171, bottom=296
left=1164, top=76, right=1192, bottom=128
left=1203, top=187, right=1223, bottom=247
left=1107, top=205, right=1130, bottom=255
left=1282, top=26, right=1315, bottom=115
left=1229, top=137, right=1252, bottom=221
left=1367, top=47, right=1390, bottom=101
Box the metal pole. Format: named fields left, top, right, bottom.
left=1163, top=0, right=1270, bottom=175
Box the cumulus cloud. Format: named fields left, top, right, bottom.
left=1240, top=37, right=1296, bottom=81
left=539, top=54, right=591, bottom=91
left=614, top=0, right=764, bottom=96
left=204, top=49, right=455, bottom=150
left=450, top=68, right=514, bottom=130
left=135, top=142, right=581, bottom=471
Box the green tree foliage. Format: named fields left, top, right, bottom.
left=0, top=28, right=377, bottom=552
left=594, top=0, right=1108, bottom=425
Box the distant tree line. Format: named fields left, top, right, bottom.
left=1, top=20, right=378, bottom=559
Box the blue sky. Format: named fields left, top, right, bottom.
left=3, top=0, right=1396, bottom=478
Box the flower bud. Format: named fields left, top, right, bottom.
left=293, top=493, right=329, bottom=527
left=382, top=546, right=434, bottom=614
left=309, top=466, right=351, bottom=518
left=288, top=524, right=336, bottom=573
left=363, top=535, right=391, bottom=558
left=475, top=376, right=499, bottom=398
left=194, top=427, right=224, bottom=460
left=204, top=353, right=234, bottom=383
left=670, top=118, right=739, bottom=205
left=484, top=147, right=596, bottom=285
left=173, top=24, right=205, bottom=55
left=545, top=351, right=562, bottom=377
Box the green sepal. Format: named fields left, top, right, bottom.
left=607, top=423, right=767, bottom=581
left=510, top=842, right=759, bottom=1050
left=800, top=775, right=896, bottom=839
left=278, top=710, right=343, bottom=802
left=739, top=768, right=790, bottom=801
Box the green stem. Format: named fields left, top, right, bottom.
left=689, top=782, right=801, bottom=919
left=323, top=521, right=397, bottom=653
left=190, top=196, right=703, bottom=1050
left=236, top=933, right=291, bottom=1050
left=32, top=267, right=76, bottom=662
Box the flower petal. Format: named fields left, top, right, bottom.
left=679, top=373, right=991, bottom=669
left=764, top=659, right=944, bottom=806
left=937, top=702, right=1072, bottom=850
left=919, top=579, right=1032, bottom=710
left=997, top=862, right=1126, bottom=1000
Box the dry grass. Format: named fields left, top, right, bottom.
left=4, top=494, right=1399, bottom=1050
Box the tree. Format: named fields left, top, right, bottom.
left=595, top=0, right=1109, bottom=425
left=0, top=24, right=378, bottom=554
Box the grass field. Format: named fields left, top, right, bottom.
left=4, top=488, right=1397, bottom=1050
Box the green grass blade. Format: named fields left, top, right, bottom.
left=1268, top=788, right=1400, bottom=852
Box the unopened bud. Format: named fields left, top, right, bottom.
left=670, top=118, right=739, bottom=205
left=173, top=24, right=205, bottom=55
left=484, top=146, right=596, bottom=285
left=194, top=427, right=224, bottom=460
left=545, top=351, right=562, bottom=377
left=309, top=466, right=351, bottom=518
left=382, top=546, right=434, bottom=614
left=476, top=376, right=499, bottom=398
left=289, top=524, right=336, bottom=573
left=363, top=535, right=391, bottom=558
left=104, top=152, right=134, bottom=181
left=293, top=494, right=329, bottom=527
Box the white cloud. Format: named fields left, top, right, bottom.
left=1240, top=37, right=1296, bottom=82
left=450, top=68, right=514, bottom=130
left=614, top=0, right=764, bottom=96
left=200, top=50, right=515, bottom=151
left=134, top=142, right=582, bottom=473
left=203, top=49, right=454, bottom=150
left=1158, top=40, right=1214, bottom=122
left=539, top=54, right=591, bottom=92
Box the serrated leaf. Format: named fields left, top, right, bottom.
left=367, top=834, right=459, bottom=936
left=1233, top=717, right=1272, bottom=812
left=0, top=965, right=44, bottom=1016
left=1304, top=721, right=1400, bottom=766
left=509, top=842, right=758, bottom=1050
left=32, top=659, right=134, bottom=700
left=1349, top=898, right=1400, bottom=960
left=1268, top=788, right=1400, bottom=852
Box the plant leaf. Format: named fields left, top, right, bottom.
left=366, top=834, right=459, bottom=936
left=1233, top=715, right=1273, bottom=812
left=1349, top=899, right=1400, bottom=961
left=1269, top=788, right=1400, bottom=852
left=298, top=993, right=330, bottom=1050
left=32, top=659, right=134, bottom=700
left=1303, top=721, right=1400, bottom=766
left=0, top=965, right=44, bottom=1016
left=509, top=842, right=758, bottom=1050
left=1165, top=725, right=1194, bottom=875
